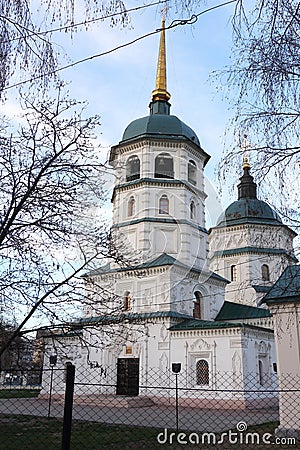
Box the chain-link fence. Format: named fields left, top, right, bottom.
left=0, top=365, right=299, bottom=449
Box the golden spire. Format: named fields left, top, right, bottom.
left=240, top=134, right=251, bottom=170
left=151, top=19, right=171, bottom=103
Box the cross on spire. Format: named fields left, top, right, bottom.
left=240, top=134, right=251, bottom=170
left=161, top=1, right=169, bottom=20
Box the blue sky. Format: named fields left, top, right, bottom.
left=3, top=0, right=241, bottom=225
left=59, top=2, right=235, bottom=171
left=60, top=1, right=238, bottom=222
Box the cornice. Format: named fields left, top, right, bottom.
left=86, top=264, right=170, bottom=282
left=111, top=216, right=208, bottom=234
left=211, top=246, right=297, bottom=262
left=111, top=177, right=206, bottom=202
left=171, top=325, right=273, bottom=339
left=209, top=221, right=297, bottom=238
left=110, top=137, right=209, bottom=165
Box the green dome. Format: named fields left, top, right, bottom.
left=121, top=114, right=201, bottom=147
left=217, top=198, right=283, bottom=227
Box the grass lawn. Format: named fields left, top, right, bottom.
left=0, top=389, right=40, bottom=398
left=0, top=415, right=288, bottom=450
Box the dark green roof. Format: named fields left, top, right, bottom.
left=169, top=318, right=272, bottom=332
left=85, top=253, right=229, bottom=284
left=86, top=253, right=179, bottom=276
left=121, top=114, right=201, bottom=147
left=42, top=328, right=83, bottom=339
left=252, top=285, right=272, bottom=293
left=79, top=311, right=192, bottom=325
left=261, top=265, right=300, bottom=304
left=138, top=254, right=229, bottom=283
left=216, top=198, right=283, bottom=227
left=137, top=253, right=182, bottom=269
left=170, top=319, right=238, bottom=330
left=215, top=301, right=271, bottom=321
left=215, top=166, right=285, bottom=228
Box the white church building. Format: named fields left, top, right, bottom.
left=41, top=21, right=297, bottom=405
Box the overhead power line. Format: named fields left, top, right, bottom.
left=0, top=1, right=165, bottom=44
left=3, top=0, right=238, bottom=92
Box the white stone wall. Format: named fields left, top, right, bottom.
left=40, top=318, right=277, bottom=403
left=83, top=262, right=226, bottom=321
left=169, top=326, right=277, bottom=398
left=269, top=302, right=300, bottom=438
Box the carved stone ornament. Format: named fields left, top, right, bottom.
left=190, top=338, right=211, bottom=352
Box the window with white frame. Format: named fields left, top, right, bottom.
left=128, top=196, right=135, bottom=217
left=124, top=291, right=131, bottom=311
left=190, top=200, right=196, bottom=219
left=159, top=195, right=169, bottom=214
left=261, top=264, right=270, bottom=281
left=188, top=160, right=197, bottom=185
left=193, top=291, right=203, bottom=319
left=231, top=265, right=237, bottom=282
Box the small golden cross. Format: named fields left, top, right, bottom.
left=240, top=134, right=251, bottom=169
left=161, top=1, right=169, bottom=20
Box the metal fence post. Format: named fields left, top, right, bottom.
left=47, top=365, right=54, bottom=419
left=61, top=363, right=75, bottom=450
left=175, top=372, right=179, bottom=432
left=172, top=363, right=181, bottom=433
left=48, top=354, right=57, bottom=419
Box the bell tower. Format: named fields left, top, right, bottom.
left=109, top=20, right=211, bottom=270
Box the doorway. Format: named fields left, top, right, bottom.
left=116, top=358, right=139, bottom=396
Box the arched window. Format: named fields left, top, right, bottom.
left=262, top=264, right=270, bottom=281
left=188, top=160, right=197, bottom=185
left=128, top=196, right=135, bottom=217
left=159, top=195, right=169, bottom=214
left=124, top=291, right=131, bottom=311
left=193, top=291, right=202, bottom=319
left=126, top=155, right=140, bottom=181
left=196, top=360, right=209, bottom=385
left=155, top=153, right=174, bottom=179
left=190, top=201, right=196, bottom=219
left=231, top=265, right=237, bottom=282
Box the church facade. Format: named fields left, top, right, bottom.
left=41, top=21, right=297, bottom=404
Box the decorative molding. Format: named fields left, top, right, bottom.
left=113, top=137, right=207, bottom=158
left=210, top=222, right=296, bottom=239
left=111, top=216, right=208, bottom=234
left=232, top=351, right=241, bottom=373
left=258, top=340, right=268, bottom=355
left=160, top=323, right=168, bottom=342
left=171, top=326, right=273, bottom=339
left=112, top=178, right=207, bottom=202
left=190, top=338, right=211, bottom=352
left=93, top=265, right=169, bottom=282
left=230, top=338, right=248, bottom=349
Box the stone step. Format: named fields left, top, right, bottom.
left=72, top=394, right=156, bottom=408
